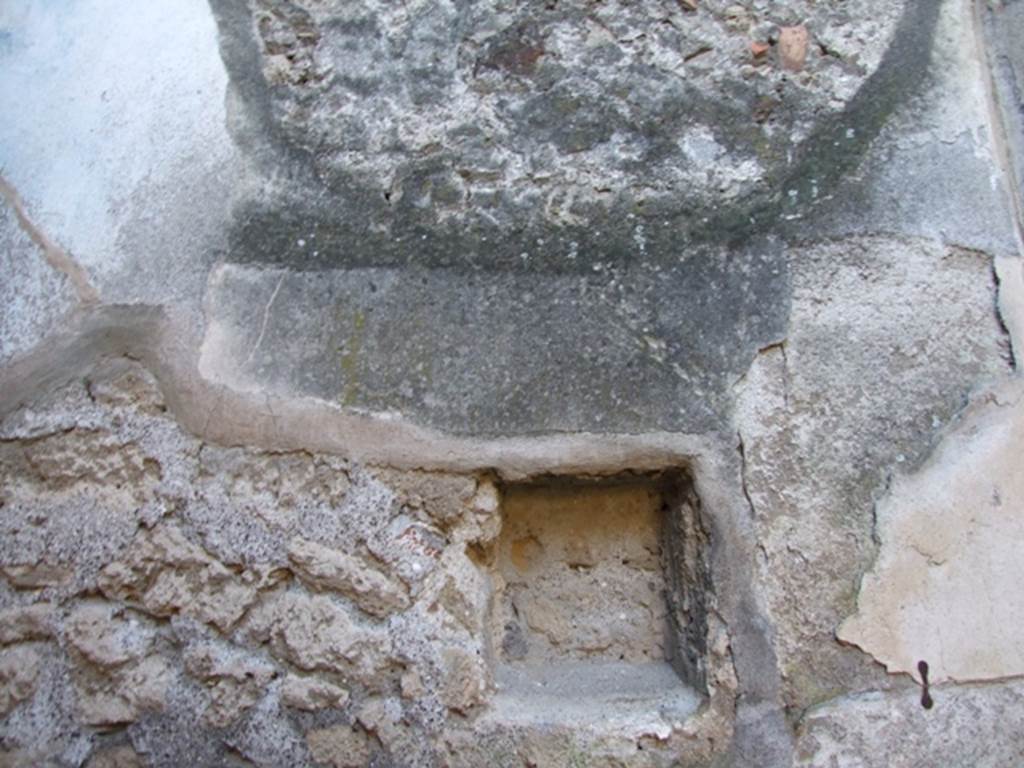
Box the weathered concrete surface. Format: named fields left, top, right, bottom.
left=222, top=0, right=903, bottom=217
left=214, top=0, right=915, bottom=265
left=794, top=680, right=1024, bottom=767
left=199, top=246, right=788, bottom=434
left=983, top=0, right=1024, bottom=239
left=191, top=0, right=1020, bottom=441
left=194, top=0, right=949, bottom=436
left=807, top=0, right=1020, bottom=258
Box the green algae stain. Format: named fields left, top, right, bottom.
left=339, top=309, right=366, bottom=407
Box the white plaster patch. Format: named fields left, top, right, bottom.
left=0, top=0, right=234, bottom=291
left=839, top=379, right=1024, bottom=683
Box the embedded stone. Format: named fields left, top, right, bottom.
left=98, top=524, right=261, bottom=631
left=373, top=470, right=478, bottom=526
left=287, top=538, right=410, bottom=618
left=1, top=563, right=71, bottom=589
left=64, top=604, right=170, bottom=726
left=72, top=655, right=171, bottom=727
left=0, top=646, right=41, bottom=716
left=183, top=643, right=277, bottom=727
left=65, top=604, right=151, bottom=669
left=280, top=674, right=349, bottom=711
left=439, top=647, right=486, bottom=714
left=356, top=697, right=423, bottom=760
left=85, top=746, right=144, bottom=768
left=0, top=604, right=55, bottom=645
left=778, top=25, right=809, bottom=72
left=306, top=724, right=372, bottom=768
left=471, top=481, right=500, bottom=516
left=399, top=669, right=426, bottom=701
left=242, top=591, right=393, bottom=687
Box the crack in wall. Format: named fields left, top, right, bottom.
left=736, top=432, right=757, bottom=523
left=243, top=272, right=286, bottom=368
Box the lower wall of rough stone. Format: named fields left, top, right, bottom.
left=0, top=360, right=739, bottom=768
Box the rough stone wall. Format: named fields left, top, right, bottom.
left=0, top=362, right=738, bottom=768
left=2, top=0, right=1024, bottom=766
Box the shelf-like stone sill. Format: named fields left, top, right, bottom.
left=485, top=661, right=703, bottom=733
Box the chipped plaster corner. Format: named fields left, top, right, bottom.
left=838, top=378, right=1024, bottom=684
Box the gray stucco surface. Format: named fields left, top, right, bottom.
left=197, top=0, right=955, bottom=436
left=203, top=241, right=788, bottom=435
left=985, top=0, right=1024, bottom=236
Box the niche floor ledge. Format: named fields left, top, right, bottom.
left=486, top=661, right=703, bottom=731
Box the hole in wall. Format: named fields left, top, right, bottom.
left=484, top=469, right=711, bottom=724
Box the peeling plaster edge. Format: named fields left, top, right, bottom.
left=0, top=173, right=100, bottom=305
left=837, top=632, right=1024, bottom=689
left=995, top=256, right=1024, bottom=369
left=833, top=376, right=1024, bottom=693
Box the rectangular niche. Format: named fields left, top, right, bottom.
left=487, top=469, right=712, bottom=719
